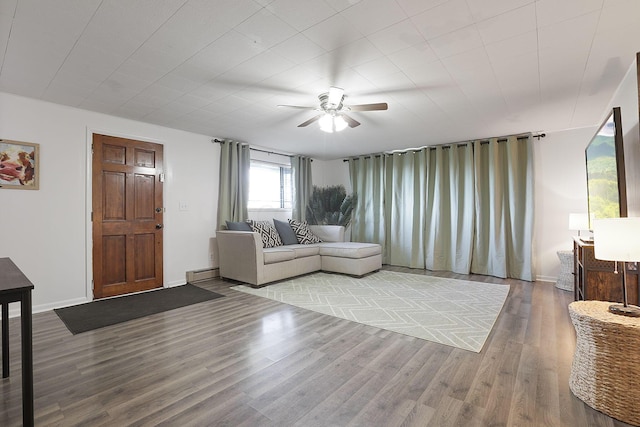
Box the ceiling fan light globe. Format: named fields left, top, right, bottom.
left=319, top=114, right=334, bottom=133
left=334, top=116, right=348, bottom=132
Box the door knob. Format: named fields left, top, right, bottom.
left=155, top=207, right=163, bottom=213
left=156, top=224, right=163, bottom=229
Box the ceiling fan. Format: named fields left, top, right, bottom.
left=278, top=87, right=388, bottom=133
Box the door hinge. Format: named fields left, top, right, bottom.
left=91, top=212, right=93, bottom=221
left=159, top=173, right=165, bottom=182
left=91, top=143, right=94, bottom=154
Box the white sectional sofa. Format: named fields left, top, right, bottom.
left=216, top=225, right=382, bottom=287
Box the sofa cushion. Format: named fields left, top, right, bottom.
left=288, top=244, right=321, bottom=258
left=225, top=220, right=251, bottom=231
left=308, top=225, right=345, bottom=242
left=289, top=219, right=322, bottom=244
left=263, top=248, right=295, bottom=264
left=273, top=219, right=299, bottom=245
left=319, top=242, right=382, bottom=259
left=248, top=220, right=282, bottom=248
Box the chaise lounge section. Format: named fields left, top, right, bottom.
left=216, top=224, right=382, bottom=287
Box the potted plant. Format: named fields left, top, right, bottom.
left=306, top=185, right=356, bottom=227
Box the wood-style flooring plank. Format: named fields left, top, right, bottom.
left=0, top=267, right=634, bottom=426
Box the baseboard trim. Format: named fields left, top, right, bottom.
left=32, top=297, right=90, bottom=316
left=535, top=275, right=557, bottom=283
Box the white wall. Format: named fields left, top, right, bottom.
left=533, top=127, right=594, bottom=281
left=531, top=59, right=640, bottom=281
left=0, top=92, right=219, bottom=313
left=606, top=58, right=640, bottom=216
left=312, top=158, right=351, bottom=191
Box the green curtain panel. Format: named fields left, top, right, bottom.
left=216, top=140, right=250, bottom=229
left=292, top=155, right=313, bottom=221
left=349, top=155, right=387, bottom=257
left=471, top=136, right=534, bottom=281
left=348, top=134, right=534, bottom=281
left=423, top=144, right=475, bottom=274
left=386, top=150, right=427, bottom=268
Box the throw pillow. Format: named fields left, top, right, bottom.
left=273, top=219, right=299, bottom=245
left=289, top=219, right=322, bottom=244
left=248, top=220, right=283, bottom=248
left=225, top=220, right=252, bottom=231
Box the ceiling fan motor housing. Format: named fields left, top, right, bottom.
left=319, top=92, right=344, bottom=112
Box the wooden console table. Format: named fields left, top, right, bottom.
left=573, top=238, right=639, bottom=304
left=569, top=301, right=640, bottom=426
left=0, top=257, right=35, bottom=427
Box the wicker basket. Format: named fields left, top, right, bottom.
left=568, top=301, right=640, bottom=426
left=556, top=250, right=574, bottom=291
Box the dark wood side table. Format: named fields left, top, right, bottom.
left=573, top=237, right=639, bottom=304
left=0, top=257, right=35, bottom=427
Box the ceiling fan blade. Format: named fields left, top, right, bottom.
left=347, top=102, right=388, bottom=111
left=341, top=114, right=360, bottom=128
left=298, top=114, right=323, bottom=127
left=277, top=104, right=316, bottom=110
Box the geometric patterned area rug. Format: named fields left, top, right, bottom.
left=231, top=270, right=509, bottom=352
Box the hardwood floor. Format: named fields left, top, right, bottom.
left=0, top=267, right=633, bottom=426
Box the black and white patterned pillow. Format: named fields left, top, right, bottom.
left=248, top=220, right=282, bottom=248
left=289, top=219, right=322, bottom=244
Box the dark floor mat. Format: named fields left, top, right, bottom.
left=54, top=284, right=224, bottom=334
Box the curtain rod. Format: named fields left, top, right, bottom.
left=342, top=133, right=544, bottom=162
left=212, top=138, right=299, bottom=159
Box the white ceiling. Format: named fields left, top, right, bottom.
left=1, top=0, right=639, bottom=159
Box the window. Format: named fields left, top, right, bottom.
left=248, top=160, right=292, bottom=209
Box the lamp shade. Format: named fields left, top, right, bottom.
left=569, top=213, right=590, bottom=231
left=593, top=218, right=640, bottom=262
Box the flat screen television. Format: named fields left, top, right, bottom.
left=585, top=106, right=627, bottom=229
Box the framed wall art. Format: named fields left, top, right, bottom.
left=0, top=139, right=39, bottom=190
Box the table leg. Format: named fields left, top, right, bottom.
left=2, top=302, right=8, bottom=378
left=21, top=291, right=33, bottom=427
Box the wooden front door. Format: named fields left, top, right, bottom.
left=92, top=134, right=164, bottom=299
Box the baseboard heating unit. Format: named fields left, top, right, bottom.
left=186, top=268, right=219, bottom=283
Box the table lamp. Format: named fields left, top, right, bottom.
left=569, top=213, right=590, bottom=238
left=593, top=217, right=640, bottom=317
